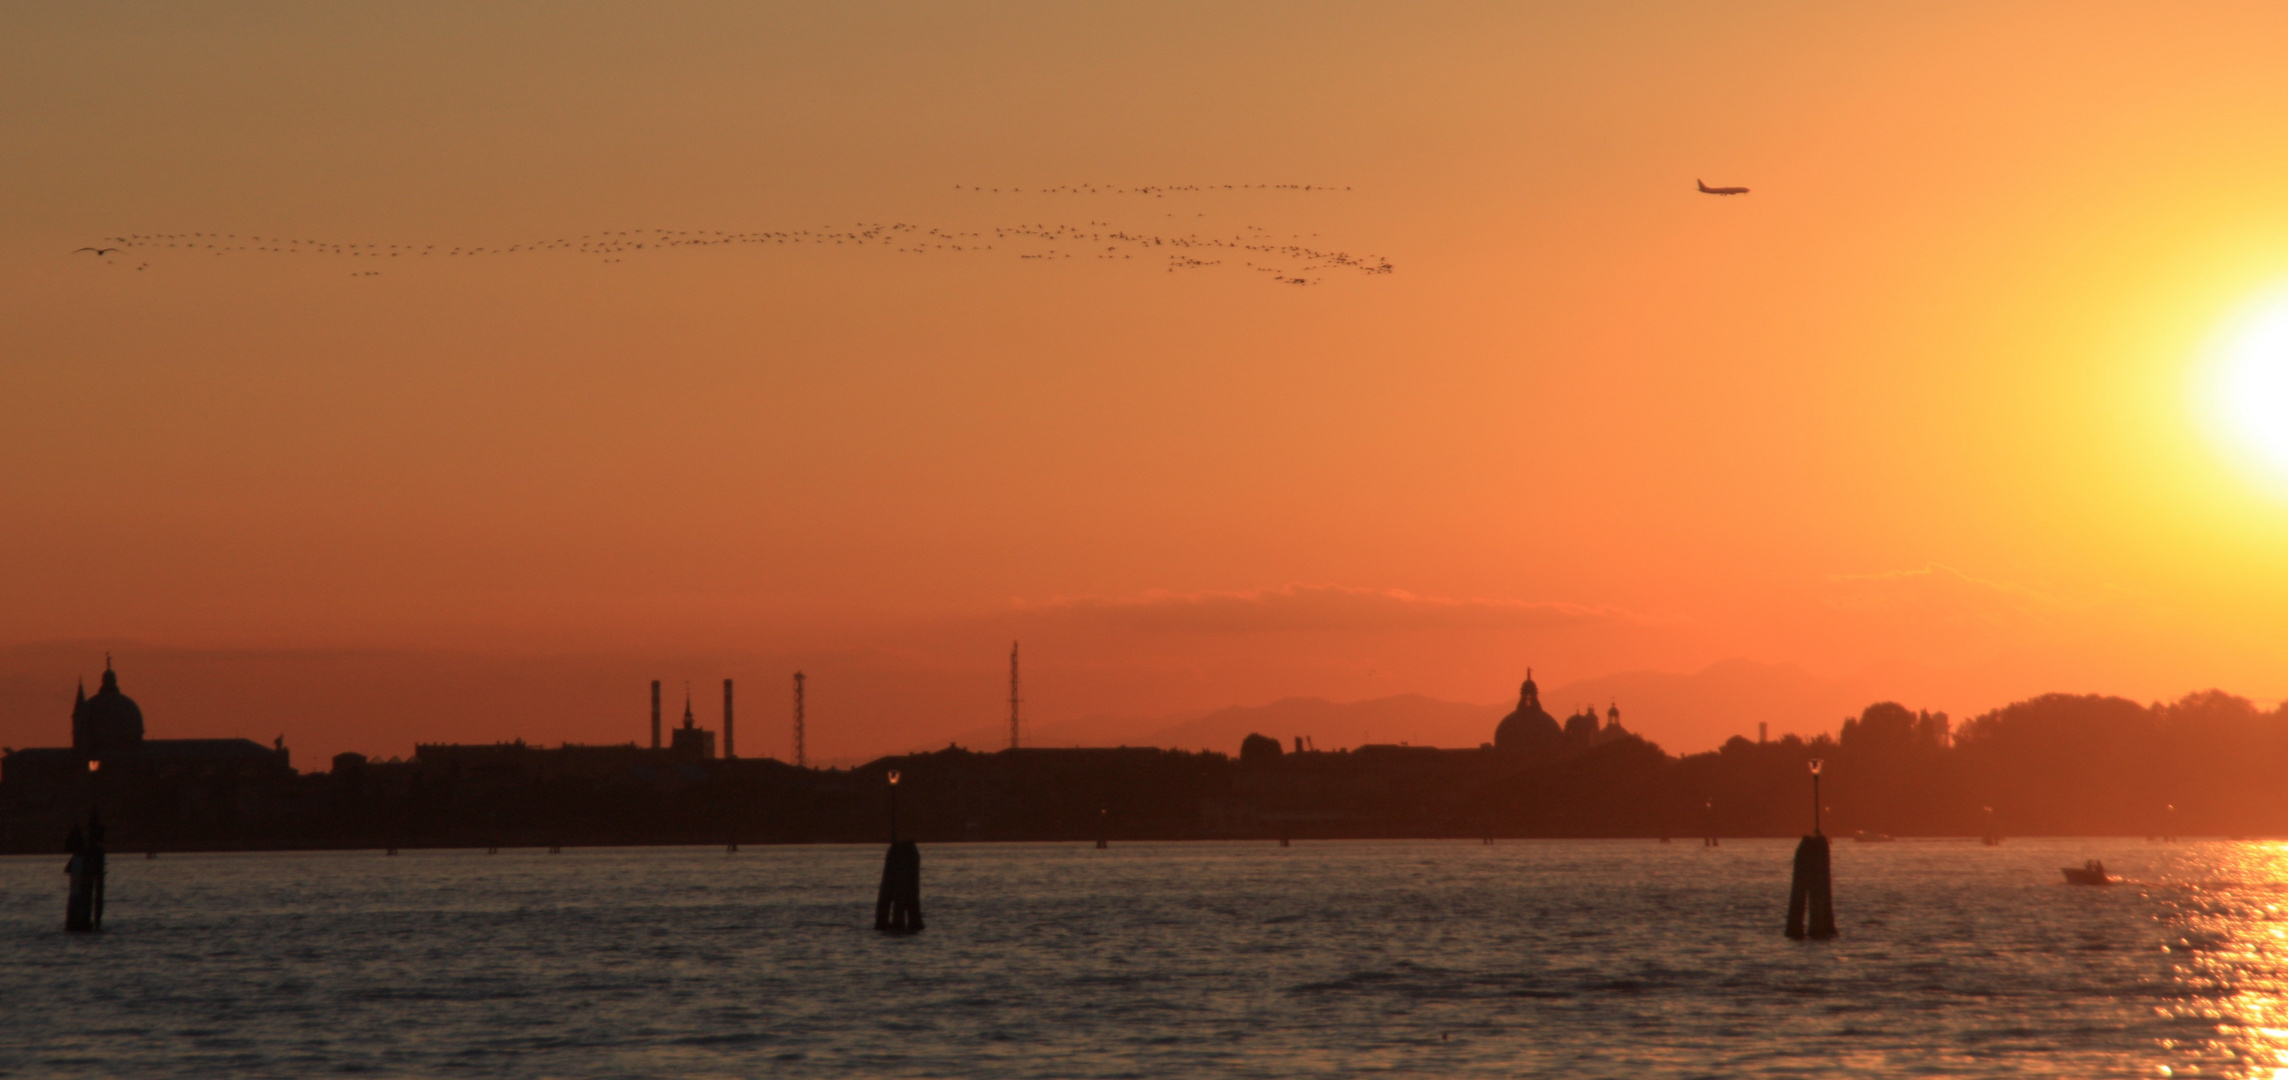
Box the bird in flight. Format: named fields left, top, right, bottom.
left=74, top=247, right=121, bottom=256
left=1696, top=179, right=1749, bottom=196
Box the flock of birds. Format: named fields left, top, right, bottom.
left=954, top=183, right=1351, bottom=195
left=72, top=183, right=1391, bottom=286
left=75, top=223, right=1389, bottom=285
left=73, top=179, right=1748, bottom=283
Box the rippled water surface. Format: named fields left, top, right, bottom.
left=4, top=839, right=2286, bottom=1077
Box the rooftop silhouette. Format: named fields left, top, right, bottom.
left=9, top=666, right=2288, bottom=852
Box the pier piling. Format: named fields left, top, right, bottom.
left=1786, top=758, right=1836, bottom=939
left=875, top=769, right=924, bottom=932
left=1785, top=834, right=1836, bottom=939
left=875, top=840, right=924, bottom=932
left=63, top=811, right=106, bottom=933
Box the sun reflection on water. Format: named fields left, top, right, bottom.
left=2154, top=843, right=2288, bottom=1078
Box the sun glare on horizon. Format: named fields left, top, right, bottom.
left=2204, top=288, right=2288, bottom=494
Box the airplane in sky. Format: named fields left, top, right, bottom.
left=1696, top=179, right=1749, bottom=195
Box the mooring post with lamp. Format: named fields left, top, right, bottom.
left=875, top=768, right=924, bottom=933
left=63, top=805, right=106, bottom=933
left=1786, top=757, right=1837, bottom=940
left=63, top=738, right=111, bottom=933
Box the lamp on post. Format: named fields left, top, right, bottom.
left=1807, top=758, right=1825, bottom=836
left=1786, top=757, right=1837, bottom=939
left=874, top=768, right=923, bottom=932
left=887, top=769, right=902, bottom=844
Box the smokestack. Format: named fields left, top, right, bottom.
left=1759, top=721, right=1768, bottom=745
left=723, top=678, right=736, bottom=759
left=793, top=671, right=806, bottom=768
left=1009, top=640, right=1021, bottom=751
left=651, top=680, right=662, bottom=750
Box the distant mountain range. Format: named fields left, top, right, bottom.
left=938, top=658, right=1876, bottom=757
left=938, top=693, right=1507, bottom=755
left=1535, top=658, right=1875, bottom=753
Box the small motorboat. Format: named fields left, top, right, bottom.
left=2062, top=859, right=2118, bottom=886
left=1852, top=830, right=1896, bottom=843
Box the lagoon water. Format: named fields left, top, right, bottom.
left=1, top=838, right=2281, bottom=1077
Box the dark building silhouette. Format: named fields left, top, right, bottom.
left=1561, top=701, right=1633, bottom=748
left=8, top=661, right=289, bottom=782
left=72, top=663, right=145, bottom=759
left=670, top=692, right=718, bottom=759
left=3, top=662, right=294, bottom=851
left=1494, top=670, right=1562, bottom=752
left=1564, top=706, right=1600, bottom=745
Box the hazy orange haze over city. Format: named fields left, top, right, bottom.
left=8, top=2, right=2288, bottom=766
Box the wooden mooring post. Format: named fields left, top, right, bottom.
left=875, top=769, right=923, bottom=933
left=1785, top=834, right=1836, bottom=939
left=63, top=809, right=106, bottom=933
left=1786, top=759, right=1837, bottom=939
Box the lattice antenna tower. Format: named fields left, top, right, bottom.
left=1009, top=640, right=1022, bottom=751
left=792, top=670, right=806, bottom=769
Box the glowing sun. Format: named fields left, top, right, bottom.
left=2207, top=291, right=2288, bottom=486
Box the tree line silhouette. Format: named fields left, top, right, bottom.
left=1633, top=690, right=2285, bottom=839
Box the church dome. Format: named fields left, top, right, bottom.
left=1493, top=670, right=1562, bottom=752
left=72, top=664, right=145, bottom=758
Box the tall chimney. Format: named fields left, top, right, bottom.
left=1759, top=721, right=1768, bottom=745
left=723, top=678, right=736, bottom=759
left=792, top=671, right=806, bottom=768
left=651, top=680, right=662, bottom=750
left=1009, top=640, right=1021, bottom=751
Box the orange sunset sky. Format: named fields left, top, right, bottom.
left=8, top=2, right=2288, bottom=767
